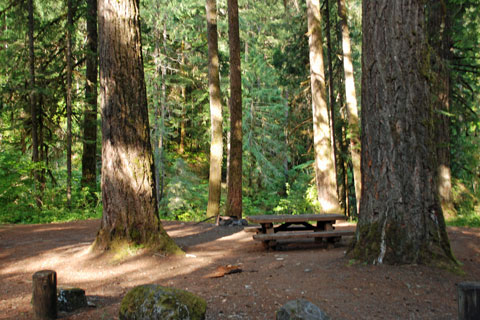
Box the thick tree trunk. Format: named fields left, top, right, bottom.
left=226, top=0, right=242, bottom=219
left=81, top=0, right=98, bottom=194
left=306, top=0, right=340, bottom=213
left=95, top=0, right=180, bottom=253
left=66, top=0, right=73, bottom=208
left=337, top=0, right=361, bottom=214
left=427, top=0, right=455, bottom=218
left=206, top=0, right=224, bottom=218
left=352, top=0, right=456, bottom=266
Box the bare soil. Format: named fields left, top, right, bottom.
left=0, top=219, right=479, bottom=320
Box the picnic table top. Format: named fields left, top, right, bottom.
left=245, top=213, right=347, bottom=224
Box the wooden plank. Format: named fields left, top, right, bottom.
left=246, top=214, right=346, bottom=224
left=253, top=230, right=354, bottom=241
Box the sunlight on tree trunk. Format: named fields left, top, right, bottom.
left=94, top=0, right=181, bottom=254
left=206, top=0, right=223, bottom=218
left=338, top=0, right=361, bottom=214
left=428, top=0, right=455, bottom=218
left=306, top=0, right=340, bottom=213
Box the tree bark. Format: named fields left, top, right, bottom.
left=306, top=0, right=340, bottom=213
left=338, top=0, right=361, bottom=214
left=95, top=0, right=180, bottom=253
left=81, top=0, right=98, bottom=195
left=226, top=0, right=242, bottom=219
left=66, top=0, right=73, bottom=208
left=206, top=0, right=224, bottom=218
left=427, top=0, right=455, bottom=218
left=352, top=0, right=456, bottom=265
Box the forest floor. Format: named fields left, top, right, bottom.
left=0, top=219, right=479, bottom=320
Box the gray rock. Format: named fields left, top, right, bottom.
left=276, top=299, right=330, bottom=320
left=57, top=287, right=88, bottom=312
left=119, top=284, right=206, bottom=320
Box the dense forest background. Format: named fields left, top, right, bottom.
left=0, top=0, right=478, bottom=225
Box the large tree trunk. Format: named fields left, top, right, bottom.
left=81, top=0, right=98, bottom=195
left=352, top=0, right=456, bottom=266
left=306, top=0, right=340, bottom=213
left=337, top=0, right=361, bottom=214
left=206, top=0, right=223, bottom=218
left=66, top=0, right=73, bottom=208
left=94, top=0, right=180, bottom=253
left=226, top=0, right=242, bottom=219
left=427, top=0, right=455, bottom=218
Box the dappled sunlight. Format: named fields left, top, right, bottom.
left=1, top=220, right=478, bottom=319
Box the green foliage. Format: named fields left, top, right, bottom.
left=158, top=157, right=209, bottom=221
left=0, top=146, right=101, bottom=224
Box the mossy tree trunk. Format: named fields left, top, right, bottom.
left=352, top=0, right=456, bottom=266
left=206, top=0, right=223, bottom=219
left=306, top=0, right=340, bottom=213
left=95, top=0, right=180, bottom=253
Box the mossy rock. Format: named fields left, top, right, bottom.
left=119, top=284, right=206, bottom=320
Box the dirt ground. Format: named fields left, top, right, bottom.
left=0, top=219, right=479, bottom=320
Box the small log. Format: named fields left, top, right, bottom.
left=32, top=270, right=57, bottom=320
left=458, top=282, right=480, bottom=320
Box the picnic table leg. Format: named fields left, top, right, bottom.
left=325, top=223, right=336, bottom=249
left=262, top=223, right=277, bottom=250
left=314, top=221, right=326, bottom=244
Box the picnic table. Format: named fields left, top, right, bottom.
left=245, top=214, right=354, bottom=249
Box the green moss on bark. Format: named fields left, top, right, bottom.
left=92, top=225, right=183, bottom=257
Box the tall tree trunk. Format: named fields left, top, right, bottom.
left=226, top=0, right=242, bottom=219
left=306, top=0, right=340, bottom=213
left=81, top=0, right=98, bottom=195
left=352, top=0, right=456, bottom=266
left=66, top=0, right=73, bottom=208
left=337, top=0, right=361, bottom=214
left=324, top=0, right=344, bottom=208
left=206, top=0, right=223, bottom=218
left=94, top=0, right=180, bottom=253
left=427, top=0, right=455, bottom=218
left=28, top=0, right=41, bottom=208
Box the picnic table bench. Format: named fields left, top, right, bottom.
left=245, top=214, right=354, bottom=249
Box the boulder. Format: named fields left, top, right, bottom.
left=276, top=299, right=330, bottom=320
left=119, top=284, right=206, bottom=320
left=57, top=287, right=88, bottom=312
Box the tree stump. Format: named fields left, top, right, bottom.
left=32, top=270, right=57, bottom=320
left=458, top=282, right=480, bottom=320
